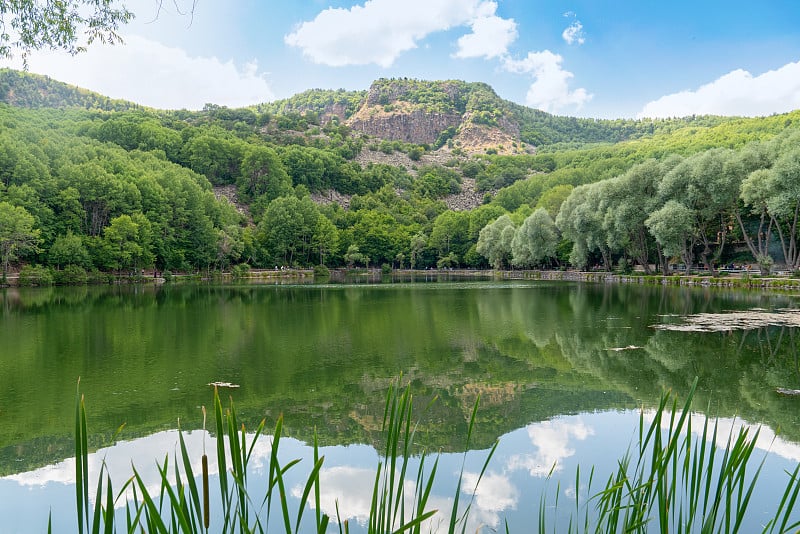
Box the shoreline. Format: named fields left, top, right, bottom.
left=4, top=267, right=800, bottom=291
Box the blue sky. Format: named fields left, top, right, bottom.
left=4, top=0, right=800, bottom=118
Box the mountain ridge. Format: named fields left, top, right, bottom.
left=1, top=69, right=741, bottom=154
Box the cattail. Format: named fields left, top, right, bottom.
left=202, top=453, right=209, bottom=529
left=202, top=405, right=210, bottom=530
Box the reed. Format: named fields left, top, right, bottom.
left=67, top=378, right=800, bottom=533
left=69, top=379, right=491, bottom=533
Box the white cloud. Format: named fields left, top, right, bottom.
left=638, top=60, right=800, bottom=118
left=507, top=419, right=594, bottom=476
left=461, top=471, right=517, bottom=513
left=503, top=50, right=592, bottom=113
left=284, top=0, right=513, bottom=67
left=454, top=14, right=518, bottom=59
left=5, top=35, right=275, bottom=109
left=562, top=21, right=585, bottom=45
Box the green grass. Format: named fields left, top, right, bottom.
left=65, top=378, right=800, bottom=533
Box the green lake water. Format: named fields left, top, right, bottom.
left=2, top=280, right=800, bottom=532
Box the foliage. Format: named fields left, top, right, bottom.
left=0, top=2, right=132, bottom=61
left=0, top=69, right=139, bottom=110
left=511, top=208, right=559, bottom=268
left=476, top=214, right=516, bottom=269
left=0, top=201, right=40, bottom=274
left=0, top=71, right=799, bottom=275
left=53, top=264, right=88, bottom=285
left=414, top=165, right=461, bottom=199
left=17, top=264, right=53, bottom=286
left=258, top=88, right=367, bottom=120
left=312, top=263, right=330, bottom=278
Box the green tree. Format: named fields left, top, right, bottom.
left=0, top=201, right=40, bottom=277
left=556, top=182, right=611, bottom=270
left=102, top=213, right=154, bottom=273
left=215, top=225, right=244, bottom=271
left=181, top=130, right=244, bottom=185
left=756, top=148, right=800, bottom=270
left=311, top=216, right=339, bottom=266
left=476, top=214, right=516, bottom=269
left=49, top=230, right=90, bottom=269
left=535, top=184, right=573, bottom=219
left=430, top=210, right=469, bottom=264
left=656, top=149, right=740, bottom=273
left=511, top=208, right=559, bottom=268
left=238, top=146, right=292, bottom=202
left=645, top=200, right=695, bottom=271
left=350, top=210, right=401, bottom=266
left=257, top=195, right=319, bottom=266
left=280, top=145, right=326, bottom=191
left=409, top=232, right=427, bottom=269
left=600, top=159, right=675, bottom=274
left=343, top=244, right=367, bottom=268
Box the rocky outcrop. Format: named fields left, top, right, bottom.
left=345, top=80, right=527, bottom=154
left=349, top=107, right=462, bottom=145
left=317, top=102, right=349, bottom=125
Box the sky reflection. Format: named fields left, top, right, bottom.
left=2, top=409, right=799, bottom=533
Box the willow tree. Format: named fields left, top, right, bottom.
left=556, top=181, right=611, bottom=270
left=477, top=214, right=516, bottom=269
left=600, top=158, right=678, bottom=274
left=645, top=200, right=695, bottom=272
left=655, top=149, right=740, bottom=274
left=511, top=208, right=558, bottom=268
left=747, top=147, right=800, bottom=270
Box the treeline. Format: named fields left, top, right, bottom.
left=476, top=126, right=800, bottom=274
left=0, top=68, right=142, bottom=111
left=0, top=104, right=480, bottom=281
left=2, top=69, right=800, bottom=281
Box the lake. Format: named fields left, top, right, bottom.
left=2, top=279, right=800, bottom=532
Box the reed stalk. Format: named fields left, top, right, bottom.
left=67, top=377, right=800, bottom=533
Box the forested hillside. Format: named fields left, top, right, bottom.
left=0, top=69, right=798, bottom=283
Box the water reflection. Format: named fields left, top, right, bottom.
left=3, top=282, right=800, bottom=530
left=5, top=409, right=795, bottom=532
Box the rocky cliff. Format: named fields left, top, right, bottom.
left=345, top=79, right=527, bottom=154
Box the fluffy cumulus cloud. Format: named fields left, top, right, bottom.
left=638, top=60, right=800, bottom=118
left=285, top=0, right=514, bottom=67
left=562, top=21, right=585, bottom=45
left=507, top=419, right=594, bottom=476
left=503, top=51, right=592, bottom=113
left=9, top=35, right=274, bottom=109
left=454, top=11, right=518, bottom=59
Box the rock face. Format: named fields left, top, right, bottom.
left=349, top=108, right=462, bottom=145
left=345, top=79, right=525, bottom=154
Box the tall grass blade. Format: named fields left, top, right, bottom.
left=294, top=455, right=325, bottom=532
left=75, top=384, right=89, bottom=534
left=131, top=466, right=170, bottom=534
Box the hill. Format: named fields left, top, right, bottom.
left=0, top=68, right=144, bottom=111
left=0, top=68, right=798, bottom=277
left=0, top=70, right=738, bottom=155
left=259, top=77, right=737, bottom=154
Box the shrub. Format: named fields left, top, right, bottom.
left=87, top=268, right=114, bottom=285
left=53, top=265, right=88, bottom=285
left=313, top=264, right=330, bottom=278
left=231, top=264, right=250, bottom=279
left=380, top=263, right=392, bottom=275
left=18, top=265, right=54, bottom=286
